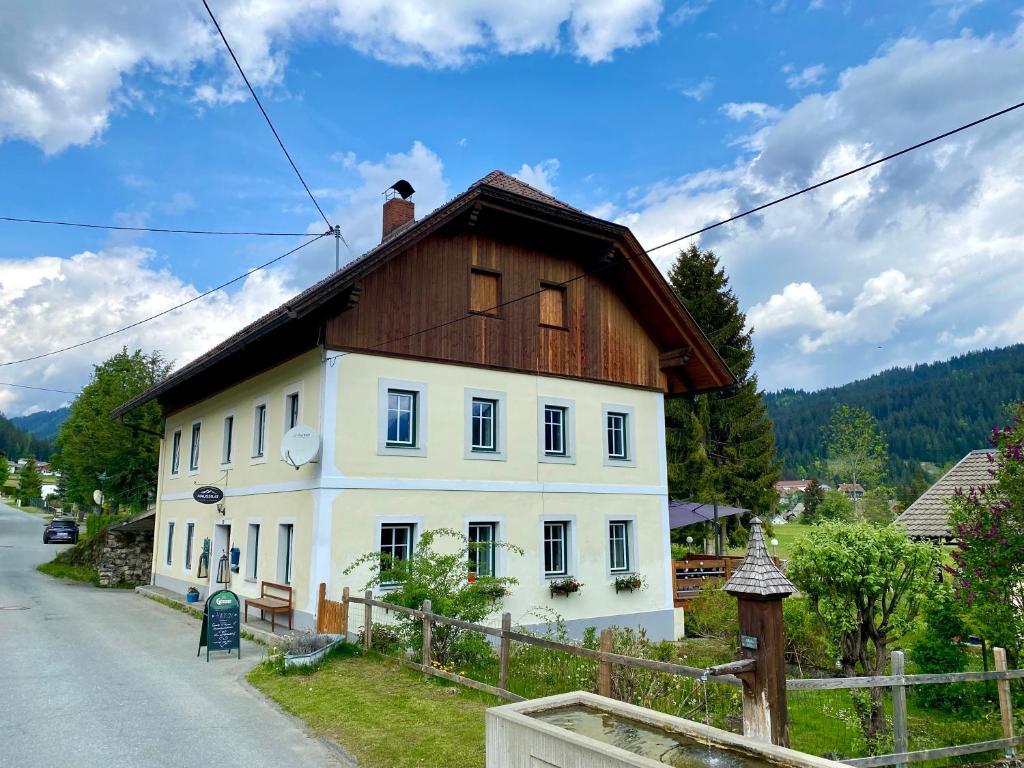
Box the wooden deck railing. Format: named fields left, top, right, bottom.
left=672, top=554, right=782, bottom=607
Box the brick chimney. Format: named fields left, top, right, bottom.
left=382, top=197, right=414, bottom=240
left=382, top=179, right=416, bottom=241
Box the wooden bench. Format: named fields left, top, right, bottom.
left=244, top=581, right=293, bottom=633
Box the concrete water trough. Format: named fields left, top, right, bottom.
left=486, top=692, right=847, bottom=768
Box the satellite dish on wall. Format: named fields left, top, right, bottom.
left=93, top=490, right=103, bottom=505
left=281, top=426, right=321, bottom=469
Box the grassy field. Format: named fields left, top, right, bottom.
left=723, top=521, right=814, bottom=559
left=249, top=646, right=493, bottom=768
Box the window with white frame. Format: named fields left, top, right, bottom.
left=380, top=523, right=415, bottom=584
left=165, top=522, right=175, bottom=566
left=386, top=390, right=417, bottom=447
left=286, top=392, right=300, bottom=430
left=277, top=524, right=294, bottom=584
left=471, top=398, right=497, bottom=452
left=222, top=416, right=234, bottom=465
left=188, top=423, right=201, bottom=472
left=468, top=522, right=497, bottom=578
left=170, top=430, right=182, bottom=475
left=184, top=522, right=195, bottom=571
left=543, top=521, right=569, bottom=577
left=378, top=379, right=427, bottom=456
left=608, top=520, right=632, bottom=573
left=253, top=403, right=268, bottom=458
left=544, top=406, right=567, bottom=456
left=246, top=523, right=260, bottom=580
left=606, top=412, right=628, bottom=460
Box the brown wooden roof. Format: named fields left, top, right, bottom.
left=115, top=171, right=735, bottom=418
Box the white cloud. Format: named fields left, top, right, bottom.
left=605, top=22, right=1024, bottom=389
left=721, top=102, right=782, bottom=122
left=0, top=0, right=668, bottom=152
left=669, top=1, right=712, bottom=25
left=785, top=63, right=826, bottom=89
left=513, top=159, right=561, bottom=195
left=0, top=247, right=293, bottom=416
left=682, top=78, right=714, bottom=101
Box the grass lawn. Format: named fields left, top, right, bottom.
left=249, top=645, right=494, bottom=768
left=36, top=561, right=100, bottom=585
left=722, top=522, right=814, bottom=559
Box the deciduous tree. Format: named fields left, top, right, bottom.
left=821, top=405, right=889, bottom=512
left=788, top=521, right=939, bottom=749
left=0, top=454, right=9, bottom=491
left=57, top=348, right=170, bottom=511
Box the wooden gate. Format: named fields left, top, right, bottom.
left=315, top=582, right=348, bottom=635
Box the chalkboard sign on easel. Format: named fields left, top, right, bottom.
left=198, top=589, right=241, bottom=661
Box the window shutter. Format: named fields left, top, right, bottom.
left=470, top=269, right=500, bottom=315
left=539, top=284, right=566, bottom=327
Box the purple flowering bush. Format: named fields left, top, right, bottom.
left=948, top=404, right=1024, bottom=663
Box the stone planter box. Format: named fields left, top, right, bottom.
left=486, top=691, right=848, bottom=768
left=283, top=637, right=342, bottom=669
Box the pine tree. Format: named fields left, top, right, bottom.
left=803, top=478, right=825, bottom=523
left=665, top=244, right=781, bottom=522
left=17, top=457, right=43, bottom=505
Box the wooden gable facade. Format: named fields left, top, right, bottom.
left=325, top=228, right=666, bottom=390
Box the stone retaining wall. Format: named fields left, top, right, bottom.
left=97, top=529, right=152, bottom=587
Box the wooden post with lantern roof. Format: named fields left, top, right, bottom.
left=717, top=516, right=794, bottom=747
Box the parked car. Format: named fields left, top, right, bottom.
left=43, top=518, right=79, bottom=544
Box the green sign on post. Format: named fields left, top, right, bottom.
left=198, top=589, right=241, bottom=661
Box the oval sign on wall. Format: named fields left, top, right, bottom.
left=193, top=486, right=225, bottom=505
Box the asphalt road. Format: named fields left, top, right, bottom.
left=0, top=501, right=350, bottom=768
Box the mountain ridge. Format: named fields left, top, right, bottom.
left=765, top=344, right=1024, bottom=483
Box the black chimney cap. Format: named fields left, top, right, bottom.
left=387, top=179, right=415, bottom=200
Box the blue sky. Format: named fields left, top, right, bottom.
left=2, top=0, right=1024, bottom=416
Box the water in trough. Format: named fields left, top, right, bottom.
left=532, top=705, right=774, bottom=768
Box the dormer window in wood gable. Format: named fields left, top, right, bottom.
left=469, top=267, right=501, bottom=317
left=539, top=282, right=567, bottom=329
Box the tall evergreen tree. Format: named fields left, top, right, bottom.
left=665, top=244, right=781, bottom=521
left=17, top=457, right=42, bottom=504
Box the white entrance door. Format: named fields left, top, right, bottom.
left=211, top=523, right=232, bottom=591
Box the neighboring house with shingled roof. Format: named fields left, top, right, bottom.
left=116, top=170, right=736, bottom=640
left=895, top=449, right=997, bottom=541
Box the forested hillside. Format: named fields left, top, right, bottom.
left=11, top=407, right=70, bottom=440
left=766, top=344, right=1024, bottom=482
left=0, top=412, right=53, bottom=460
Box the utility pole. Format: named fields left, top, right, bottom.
left=334, top=225, right=341, bottom=271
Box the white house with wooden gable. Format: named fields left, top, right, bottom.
left=115, top=172, right=735, bottom=638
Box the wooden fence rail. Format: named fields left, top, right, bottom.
left=316, top=584, right=1019, bottom=765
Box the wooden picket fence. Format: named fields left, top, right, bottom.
left=316, top=584, right=1021, bottom=765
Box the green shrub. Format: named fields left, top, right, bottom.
left=85, top=513, right=123, bottom=539
left=909, top=590, right=972, bottom=711
left=783, top=597, right=834, bottom=675
left=685, top=582, right=737, bottom=639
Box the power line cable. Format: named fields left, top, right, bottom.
left=0, top=233, right=329, bottom=368
left=0, top=381, right=81, bottom=395
left=202, top=0, right=333, bottom=231
left=0, top=215, right=315, bottom=237
left=643, top=98, right=1024, bottom=255
left=368, top=98, right=1024, bottom=351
